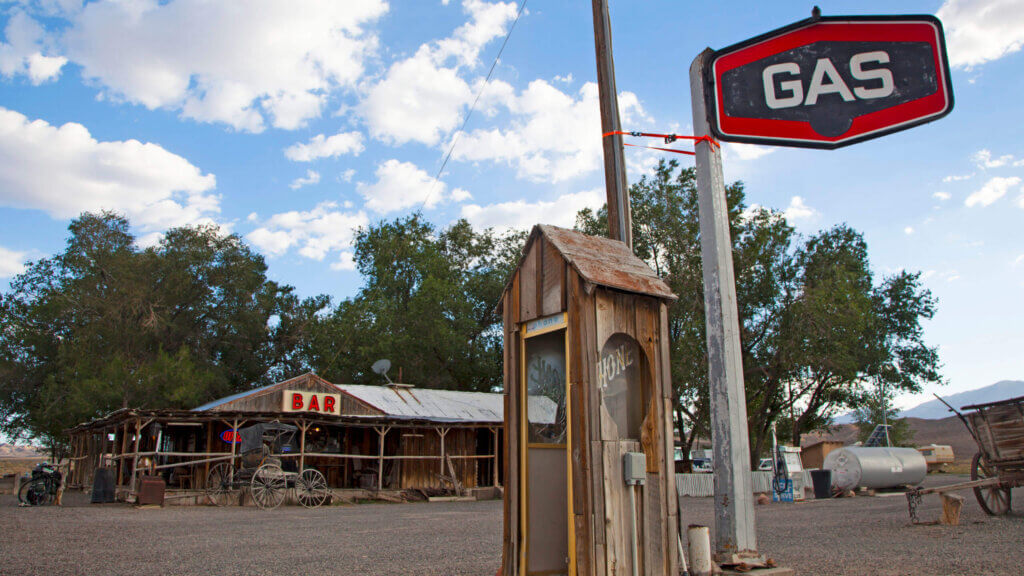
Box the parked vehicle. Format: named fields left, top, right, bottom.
left=18, top=462, right=61, bottom=506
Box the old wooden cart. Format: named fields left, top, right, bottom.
left=205, top=422, right=330, bottom=510
left=907, top=395, right=1024, bottom=522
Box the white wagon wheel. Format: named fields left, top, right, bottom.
left=972, top=452, right=1011, bottom=516
left=251, top=463, right=287, bottom=510
left=205, top=462, right=237, bottom=507
left=296, top=468, right=330, bottom=508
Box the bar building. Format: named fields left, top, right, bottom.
left=66, top=373, right=505, bottom=499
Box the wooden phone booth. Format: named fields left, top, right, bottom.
left=499, top=225, right=680, bottom=576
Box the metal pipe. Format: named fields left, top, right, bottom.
left=629, top=485, right=640, bottom=576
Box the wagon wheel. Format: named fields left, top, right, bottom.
left=205, top=462, right=237, bottom=507
left=251, top=463, right=287, bottom=510
left=296, top=468, right=330, bottom=508
left=972, top=452, right=1011, bottom=515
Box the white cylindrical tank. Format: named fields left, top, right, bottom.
left=823, top=447, right=927, bottom=491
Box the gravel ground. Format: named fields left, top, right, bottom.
left=1, top=474, right=1021, bottom=576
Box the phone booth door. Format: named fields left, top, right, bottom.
left=521, top=313, right=573, bottom=576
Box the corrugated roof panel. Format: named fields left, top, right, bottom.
left=336, top=384, right=556, bottom=424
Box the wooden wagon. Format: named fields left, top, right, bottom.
left=906, top=394, right=1024, bottom=522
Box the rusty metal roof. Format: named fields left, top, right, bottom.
left=534, top=224, right=676, bottom=300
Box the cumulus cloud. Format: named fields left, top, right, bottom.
left=460, top=189, right=604, bottom=232
left=451, top=81, right=648, bottom=183
left=64, top=0, right=388, bottom=132
left=933, top=191, right=952, bottom=201
left=0, top=107, right=219, bottom=232
left=289, top=170, right=321, bottom=190
left=904, top=226, right=915, bottom=235
left=284, top=131, right=364, bottom=162
left=0, top=10, right=67, bottom=84
left=784, top=196, right=818, bottom=222
left=965, top=176, right=1021, bottom=207
left=942, top=174, right=973, bottom=182
left=938, top=0, right=1024, bottom=68
left=357, top=159, right=468, bottom=214
left=972, top=149, right=1015, bottom=169
left=361, top=0, right=518, bottom=146
left=0, top=246, right=28, bottom=278
left=246, top=202, right=368, bottom=262
left=724, top=142, right=775, bottom=161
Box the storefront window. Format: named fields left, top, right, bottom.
left=525, top=329, right=567, bottom=444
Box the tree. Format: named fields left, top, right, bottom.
left=0, top=212, right=324, bottom=455
left=576, top=159, right=941, bottom=465
left=853, top=385, right=915, bottom=447
left=301, top=214, right=525, bottom=392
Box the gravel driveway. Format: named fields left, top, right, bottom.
left=1, top=474, right=1021, bottom=575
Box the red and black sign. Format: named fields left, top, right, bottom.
left=705, top=15, right=954, bottom=149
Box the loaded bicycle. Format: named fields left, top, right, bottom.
left=18, top=462, right=62, bottom=507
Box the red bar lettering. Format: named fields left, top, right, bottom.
left=308, top=395, right=320, bottom=411
left=324, top=396, right=336, bottom=413
left=292, top=393, right=304, bottom=410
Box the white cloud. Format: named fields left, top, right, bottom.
left=284, top=131, right=364, bottom=162
left=341, top=169, right=356, bottom=183
left=965, top=176, right=1021, bottom=207
left=972, top=149, right=1015, bottom=168
left=246, top=202, right=368, bottom=261
left=452, top=81, right=647, bottom=183
left=1017, top=193, right=1024, bottom=209
left=330, top=251, right=356, bottom=271
left=0, top=107, right=219, bottom=232
left=942, top=174, right=972, bottom=183
left=460, top=189, right=604, bottom=232
left=784, top=196, right=817, bottom=222
left=0, top=246, right=28, bottom=278
left=1015, top=159, right=1024, bottom=167
left=64, top=0, right=388, bottom=132
left=938, top=0, right=1024, bottom=68
left=553, top=73, right=574, bottom=84
left=360, top=0, right=518, bottom=146
left=358, top=159, right=464, bottom=214
left=289, top=170, right=321, bottom=190
left=0, top=10, right=67, bottom=84
left=1013, top=254, right=1024, bottom=267
left=904, top=227, right=915, bottom=235
left=933, top=191, right=952, bottom=201
left=724, top=142, right=775, bottom=161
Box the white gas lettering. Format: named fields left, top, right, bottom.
left=763, top=63, right=804, bottom=109
left=850, top=51, right=894, bottom=99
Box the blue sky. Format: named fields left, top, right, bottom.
left=0, top=0, right=1021, bottom=409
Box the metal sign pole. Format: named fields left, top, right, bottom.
left=689, top=48, right=762, bottom=564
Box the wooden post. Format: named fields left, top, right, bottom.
left=491, top=426, right=500, bottom=488
left=299, top=419, right=308, bottom=472
left=203, top=422, right=213, bottom=489
left=376, top=426, right=391, bottom=491
left=941, top=493, right=965, bottom=526
left=438, top=427, right=450, bottom=476
left=128, top=418, right=143, bottom=499
left=591, top=0, right=631, bottom=249
left=690, top=49, right=761, bottom=564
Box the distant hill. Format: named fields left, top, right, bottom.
left=901, top=380, right=1024, bottom=419
left=833, top=380, right=1024, bottom=424
left=0, top=443, right=44, bottom=458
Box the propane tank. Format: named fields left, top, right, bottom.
left=824, top=446, right=927, bottom=491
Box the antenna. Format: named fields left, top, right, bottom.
left=371, top=359, right=393, bottom=384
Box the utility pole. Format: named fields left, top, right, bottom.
left=689, top=49, right=763, bottom=566
left=592, top=0, right=632, bottom=250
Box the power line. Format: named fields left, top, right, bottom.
left=419, top=0, right=528, bottom=213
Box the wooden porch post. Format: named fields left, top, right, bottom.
left=298, top=419, right=308, bottom=472
left=128, top=418, right=142, bottom=499
left=490, top=426, right=500, bottom=488
left=375, top=426, right=391, bottom=491
left=438, top=427, right=450, bottom=476
left=203, top=422, right=214, bottom=489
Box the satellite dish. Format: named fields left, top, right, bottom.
left=371, top=359, right=393, bottom=384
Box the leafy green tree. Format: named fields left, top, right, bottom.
left=853, top=385, right=915, bottom=447
left=0, top=212, right=324, bottom=454
left=301, top=214, right=525, bottom=392
left=576, top=159, right=941, bottom=465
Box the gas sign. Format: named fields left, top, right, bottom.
left=704, top=15, right=953, bottom=149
